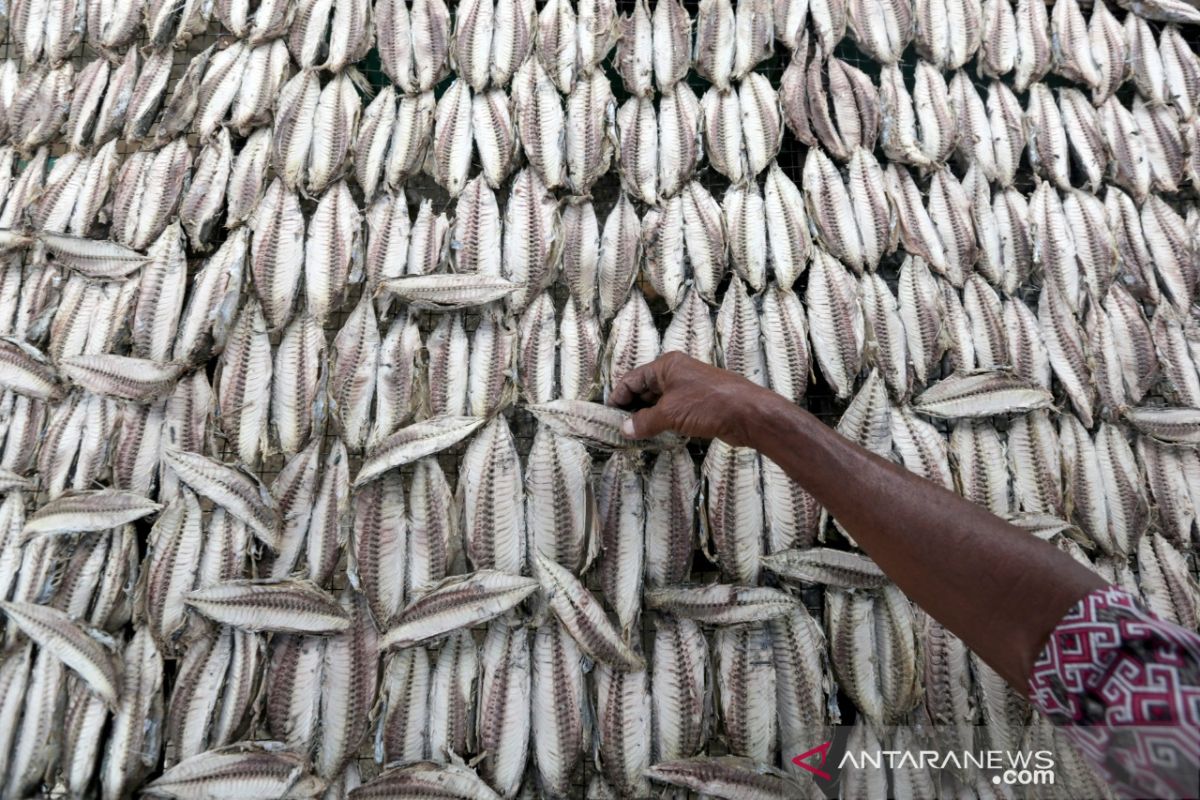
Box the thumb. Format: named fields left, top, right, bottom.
left=622, top=405, right=669, bottom=439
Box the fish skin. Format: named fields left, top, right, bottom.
left=473, top=88, right=519, bottom=189
left=163, top=447, right=281, bottom=549
left=304, top=179, right=363, bottom=324
left=605, top=288, right=660, bottom=396
left=615, top=95, right=658, bottom=205
left=378, top=646, right=430, bottom=766
left=657, top=82, right=701, bottom=201
left=1099, top=95, right=1151, bottom=202
left=432, top=79, right=474, bottom=198
left=803, top=147, right=863, bottom=273
left=1013, top=0, right=1050, bottom=92
left=740, top=72, right=783, bottom=177
left=642, top=196, right=687, bottom=311
left=615, top=0, right=654, bottom=97
left=330, top=293, right=381, bottom=451
left=851, top=0, right=911, bottom=64
left=702, top=85, right=745, bottom=183
left=512, top=57, right=567, bottom=190
left=355, top=416, right=485, bottom=489
left=354, top=86, right=396, bottom=202
left=212, top=301, right=275, bottom=465
left=597, top=193, right=641, bottom=322
left=503, top=168, right=561, bottom=312
left=250, top=177, right=306, bottom=332
left=538, top=0, right=578, bottom=93
left=559, top=299, right=603, bottom=401
left=694, top=0, right=736, bottom=89
left=806, top=248, right=864, bottom=400
left=1058, top=87, right=1108, bottom=192
left=387, top=90, right=437, bottom=189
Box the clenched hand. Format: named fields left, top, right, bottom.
left=607, top=352, right=777, bottom=448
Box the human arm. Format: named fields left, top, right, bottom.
left=610, top=352, right=1106, bottom=690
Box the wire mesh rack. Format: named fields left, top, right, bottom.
left=7, top=0, right=1200, bottom=797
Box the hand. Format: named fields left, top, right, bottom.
left=607, top=352, right=775, bottom=447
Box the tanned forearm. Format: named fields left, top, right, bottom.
left=742, top=389, right=1105, bottom=689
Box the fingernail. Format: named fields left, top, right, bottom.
left=621, top=419, right=635, bottom=437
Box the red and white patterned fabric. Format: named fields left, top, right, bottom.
left=1029, top=586, right=1200, bottom=799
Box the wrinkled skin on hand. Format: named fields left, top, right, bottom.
left=608, top=352, right=770, bottom=447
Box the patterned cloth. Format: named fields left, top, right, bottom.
left=1029, top=586, right=1200, bottom=799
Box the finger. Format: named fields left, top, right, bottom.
left=621, top=405, right=669, bottom=439
left=609, top=361, right=664, bottom=408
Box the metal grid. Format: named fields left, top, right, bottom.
left=8, top=1, right=1200, bottom=797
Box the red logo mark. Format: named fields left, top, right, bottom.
left=792, top=741, right=833, bottom=781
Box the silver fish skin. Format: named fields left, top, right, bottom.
left=526, top=423, right=594, bottom=576
left=407, top=199, right=450, bottom=277
left=559, top=299, right=603, bottom=401
left=914, top=369, right=1052, bottom=418
left=468, top=308, right=517, bottom=418
left=407, top=458, right=457, bottom=600
left=682, top=181, right=727, bottom=305
left=349, top=470, right=406, bottom=628
left=534, top=553, right=642, bottom=672
left=432, top=79, right=474, bottom=198
left=606, top=289, right=660, bottom=393
left=1012, top=0, right=1050, bottom=92
left=324, top=0, right=371, bottom=72
left=860, top=273, right=910, bottom=397
left=0, top=335, right=58, bottom=407
left=1088, top=0, right=1126, bottom=105
left=1050, top=0, right=1099, bottom=89
left=1064, top=188, right=1116, bottom=303
left=265, top=631, right=323, bottom=755
left=453, top=176, right=503, bottom=280
left=330, top=293, right=380, bottom=451
left=616, top=0, right=654, bottom=96
left=694, top=0, right=735, bottom=89
left=803, top=147, right=863, bottom=273
left=100, top=629, right=165, bottom=800
left=354, top=86, right=396, bottom=202
left=1126, top=13, right=1165, bottom=106
left=715, top=275, right=766, bottom=387
left=715, top=621, right=777, bottom=764
left=378, top=646, right=430, bottom=766
left=140, top=490, right=204, bottom=653
left=266, top=441, right=321, bottom=577
left=425, top=312, right=469, bottom=418
left=162, top=448, right=281, bottom=549
left=702, top=439, right=764, bottom=586
left=986, top=80, right=1025, bottom=189
left=805, top=248, right=864, bottom=400
left=174, top=229, right=246, bottom=366
left=427, top=633, right=477, bottom=767
left=594, top=659, right=652, bottom=799
left=379, top=273, right=519, bottom=311
left=492, top=0, right=536, bottom=88
left=531, top=621, right=588, bottom=800
left=723, top=183, right=767, bottom=293
left=597, top=452, right=646, bottom=635
left=760, top=284, right=810, bottom=409
left=0, top=600, right=119, bottom=706
left=68, top=141, right=119, bottom=238
left=272, top=314, right=324, bottom=457
left=307, top=72, right=361, bottom=197
left=1059, top=414, right=1114, bottom=553
left=305, top=179, right=363, bottom=324
left=215, top=300, right=272, bottom=467
left=596, top=193, right=640, bottom=321
left=827, top=589, right=884, bottom=723
left=651, top=615, right=710, bottom=766
left=356, top=416, right=485, bottom=488
left=615, top=95, right=657, bottom=206
left=1099, top=95, right=1151, bottom=202
left=851, top=0, right=911, bottom=65
left=657, top=82, right=700, bottom=200
left=131, top=137, right=192, bottom=252
left=382, top=570, right=536, bottom=651
left=577, top=0, right=618, bottom=75
left=662, top=286, right=716, bottom=369
left=512, top=57, right=566, bottom=189
left=1135, top=97, right=1186, bottom=194
left=503, top=167, right=561, bottom=312
left=1104, top=283, right=1157, bottom=403
left=1137, top=436, right=1197, bottom=544
left=232, top=41, right=291, bottom=135
left=132, top=223, right=188, bottom=366
left=65, top=59, right=108, bottom=151
left=473, top=88, right=519, bottom=189
left=186, top=578, right=349, bottom=634
left=60, top=353, right=183, bottom=403
left=226, top=129, right=273, bottom=231
left=980, top=0, right=1016, bottom=77
left=1142, top=196, right=1192, bottom=312
left=474, top=621, right=532, bottom=798
left=517, top=291, right=557, bottom=404
left=1039, top=285, right=1095, bottom=427
left=271, top=69, right=320, bottom=192
left=642, top=196, right=687, bottom=311
left=376, top=0, right=415, bottom=91
left=23, top=489, right=159, bottom=539
left=564, top=71, right=614, bottom=196
left=145, top=744, right=323, bottom=799
left=1160, top=24, right=1199, bottom=118
left=653, top=0, right=692, bottom=90
left=537, top=0, right=578, bottom=93
left=251, top=178, right=305, bottom=333
left=528, top=398, right=683, bottom=451
left=316, top=590, right=377, bottom=781
left=372, top=311, right=424, bottom=443
left=701, top=84, right=744, bottom=183
left=962, top=272, right=1008, bottom=370
left=779, top=42, right=814, bottom=147
left=289, top=0, right=334, bottom=68
left=180, top=129, right=233, bottom=251
left=1058, top=87, right=1108, bottom=192
left=364, top=190, right=410, bottom=304
left=411, top=0, right=452, bottom=91
left=1007, top=409, right=1063, bottom=517
left=387, top=90, right=436, bottom=189
left=847, top=146, right=893, bottom=272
